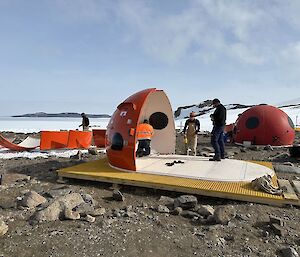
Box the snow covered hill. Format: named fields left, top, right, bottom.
left=174, top=100, right=300, bottom=132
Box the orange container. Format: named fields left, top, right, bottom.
left=67, top=130, right=92, bottom=149
left=40, top=131, right=69, bottom=150
left=92, top=129, right=106, bottom=147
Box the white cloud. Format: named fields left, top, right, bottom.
left=52, top=0, right=300, bottom=66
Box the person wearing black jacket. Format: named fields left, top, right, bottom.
left=210, top=99, right=226, bottom=161
left=183, top=112, right=200, bottom=156
left=79, top=113, right=90, bottom=131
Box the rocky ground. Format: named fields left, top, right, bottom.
left=0, top=131, right=300, bottom=257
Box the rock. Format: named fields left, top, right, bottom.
left=283, top=162, right=294, bottom=167
left=200, top=151, right=212, bottom=157
left=157, top=205, right=170, bottom=213
left=271, top=223, right=287, bottom=237
left=158, top=196, right=174, bottom=207
left=84, top=215, right=95, bottom=223
left=92, top=208, right=106, bottom=216
left=81, top=193, right=97, bottom=207
left=0, top=219, right=8, bottom=236
left=75, top=202, right=95, bottom=215
left=226, top=151, right=236, bottom=157
left=112, top=190, right=125, bottom=201
left=174, top=195, right=198, bottom=209
left=269, top=215, right=284, bottom=226
left=172, top=207, right=183, bottom=215
left=180, top=211, right=201, bottom=219
left=264, top=145, right=274, bottom=151
left=88, top=148, right=98, bottom=155
left=64, top=208, right=80, bottom=220
left=34, top=193, right=84, bottom=222
left=214, top=206, right=236, bottom=225
left=20, top=191, right=47, bottom=209
left=289, top=145, right=300, bottom=158
left=0, top=173, right=30, bottom=185
left=240, top=147, right=247, bottom=153
left=273, top=165, right=300, bottom=174
left=0, top=196, right=16, bottom=209
left=280, top=247, right=299, bottom=257
left=70, top=151, right=83, bottom=160
left=46, top=188, right=72, bottom=198
left=202, top=147, right=214, bottom=152
left=195, top=205, right=214, bottom=217
left=34, top=201, right=62, bottom=222
left=60, top=193, right=85, bottom=210
left=124, top=211, right=137, bottom=218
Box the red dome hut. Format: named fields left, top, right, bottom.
left=105, top=88, right=176, bottom=171
left=233, top=105, right=295, bottom=146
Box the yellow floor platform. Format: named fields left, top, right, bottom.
left=58, top=158, right=300, bottom=206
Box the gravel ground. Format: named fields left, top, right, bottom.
left=0, top=131, right=300, bottom=257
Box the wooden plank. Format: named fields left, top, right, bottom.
left=278, top=179, right=299, bottom=200
left=292, top=180, right=300, bottom=194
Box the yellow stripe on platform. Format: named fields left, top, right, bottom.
left=295, top=127, right=300, bottom=132
left=58, top=158, right=299, bottom=206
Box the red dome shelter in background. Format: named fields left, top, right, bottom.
left=233, top=105, right=295, bottom=146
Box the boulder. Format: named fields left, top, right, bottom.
left=60, top=193, right=85, bottom=210
left=157, top=205, right=170, bottom=213
left=34, top=201, right=62, bottom=222
left=0, top=173, right=30, bottom=185
left=34, top=193, right=84, bottom=222
left=76, top=202, right=95, bottom=216
left=195, top=205, right=215, bottom=218
left=172, top=207, right=183, bottom=216
left=20, top=191, right=47, bottom=209
left=64, top=208, right=80, bottom=220
left=214, top=206, right=236, bottom=225
left=158, top=196, right=174, bottom=207
left=174, top=195, right=198, bottom=209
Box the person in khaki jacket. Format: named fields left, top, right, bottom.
left=182, top=112, right=200, bottom=156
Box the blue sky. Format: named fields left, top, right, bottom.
left=1, top=0, right=300, bottom=116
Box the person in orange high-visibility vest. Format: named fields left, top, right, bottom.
left=136, top=119, right=154, bottom=157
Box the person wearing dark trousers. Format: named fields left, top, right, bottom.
left=136, top=119, right=154, bottom=157
left=79, top=113, right=90, bottom=131
left=210, top=98, right=227, bottom=161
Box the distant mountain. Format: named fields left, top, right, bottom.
left=174, top=100, right=254, bottom=119
left=12, top=112, right=111, bottom=118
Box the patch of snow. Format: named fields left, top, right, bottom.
left=0, top=148, right=106, bottom=160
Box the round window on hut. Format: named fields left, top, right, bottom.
left=149, top=112, right=169, bottom=130
left=111, top=132, right=123, bottom=150
left=245, top=117, right=259, bottom=129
